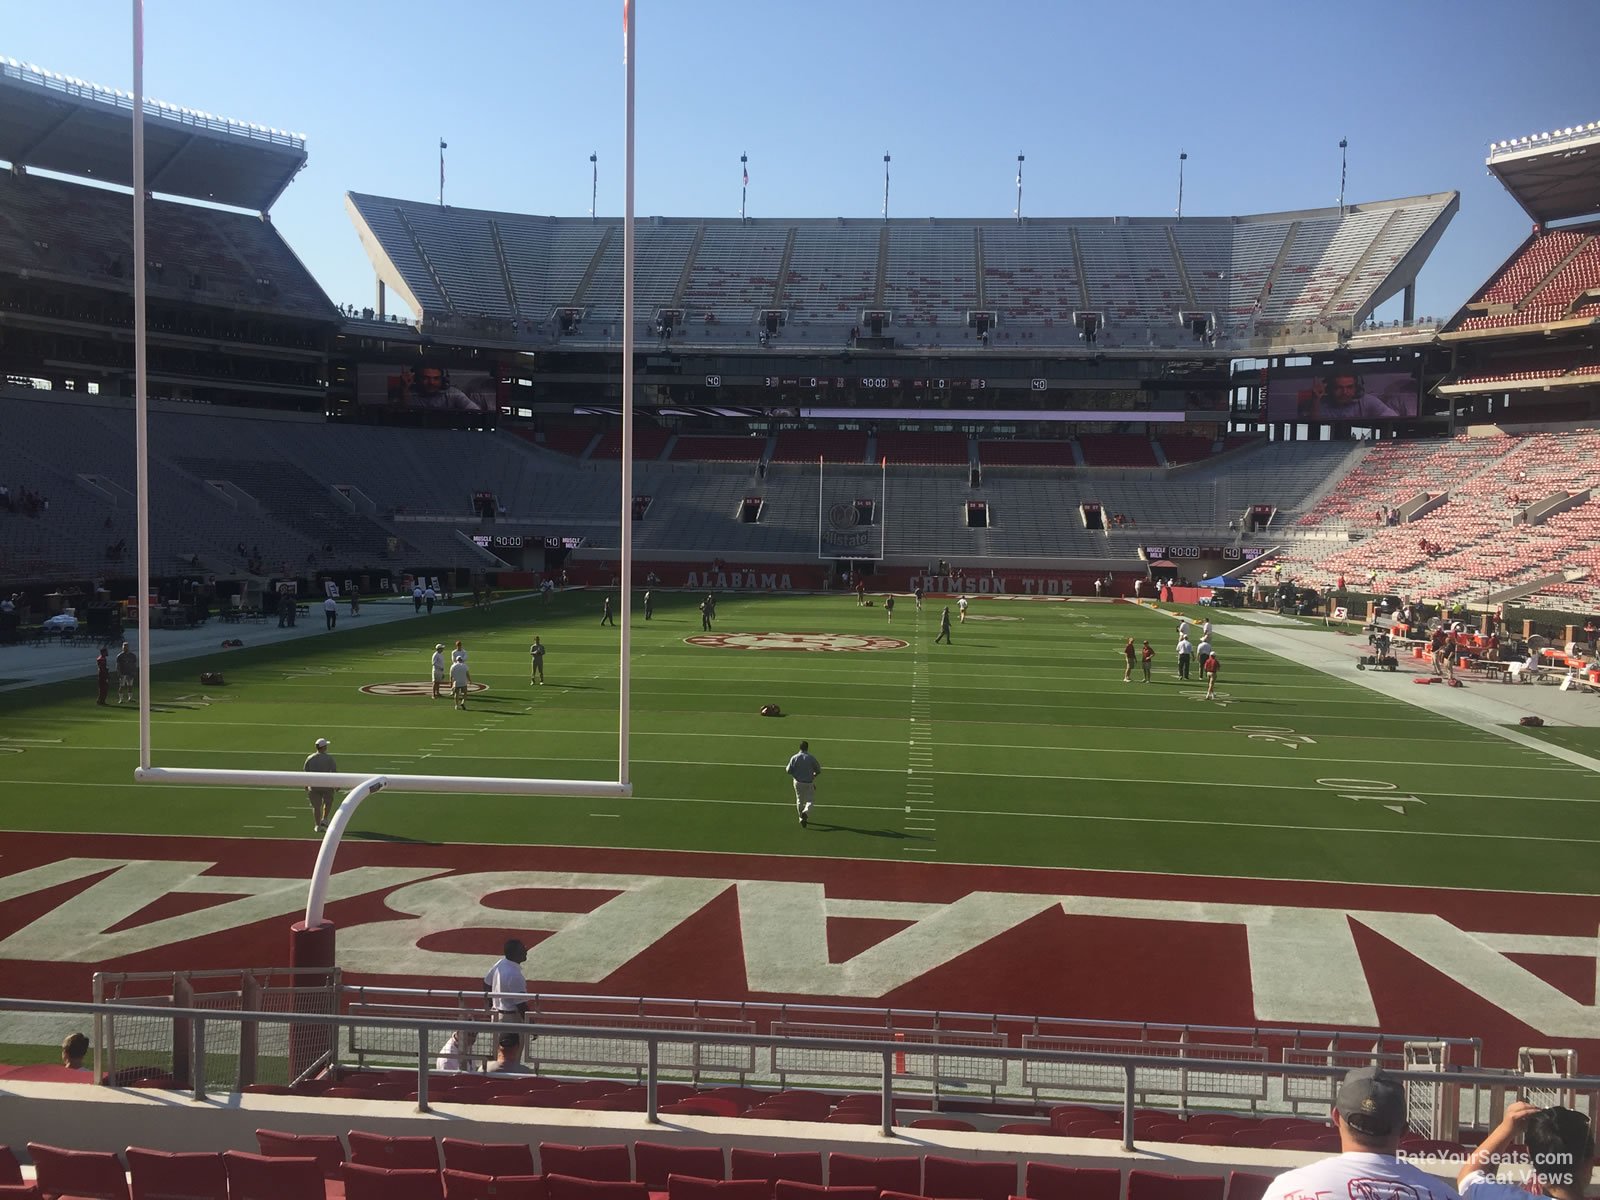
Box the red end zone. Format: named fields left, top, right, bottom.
left=1, top=832, right=1595, bottom=1066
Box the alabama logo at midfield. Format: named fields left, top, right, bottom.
left=360, top=682, right=490, bottom=696
left=686, top=632, right=907, bottom=652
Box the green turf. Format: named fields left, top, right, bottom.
left=1, top=591, right=1597, bottom=892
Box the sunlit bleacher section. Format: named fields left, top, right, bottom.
left=1445, top=220, right=1600, bottom=333
left=1275, top=429, right=1600, bottom=609
left=346, top=193, right=1456, bottom=353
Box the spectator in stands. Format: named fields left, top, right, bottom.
left=1458, top=1101, right=1593, bottom=1200
left=60, top=1031, right=89, bottom=1070
left=1261, top=1067, right=1456, bottom=1200
left=411, top=363, right=480, bottom=411
left=486, top=1032, right=532, bottom=1074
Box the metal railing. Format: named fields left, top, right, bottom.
left=9, top=992, right=1583, bottom=1151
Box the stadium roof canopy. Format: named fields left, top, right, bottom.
left=0, top=58, right=306, bottom=212
left=1486, top=122, right=1600, bottom=225
left=346, top=190, right=1457, bottom=358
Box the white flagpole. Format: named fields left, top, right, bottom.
left=817, top=454, right=824, bottom=561
left=618, top=0, right=635, bottom=787
left=132, top=0, right=152, bottom=769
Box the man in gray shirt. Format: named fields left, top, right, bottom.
left=304, top=736, right=338, bottom=833
left=786, top=740, right=822, bottom=828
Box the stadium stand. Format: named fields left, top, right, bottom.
left=347, top=195, right=1457, bottom=351
left=1448, top=221, right=1600, bottom=332
left=0, top=172, right=333, bottom=321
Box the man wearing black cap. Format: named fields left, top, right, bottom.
left=1458, top=1100, right=1593, bottom=1200
left=1262, top=1067, right=1459, bottom=1200
left=483, top=938, right=531, bottom=1060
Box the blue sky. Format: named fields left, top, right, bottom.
left=4, top=0, right=1596, bottom=320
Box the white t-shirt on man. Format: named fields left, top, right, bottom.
left=1263, top=1152, right=1460, bottom=1200
left=483, top=956, right=527, bottom=1012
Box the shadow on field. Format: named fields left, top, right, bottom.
left=806, top=822, right=930, bottom=841
left=346, top=830, right=443, bottom=845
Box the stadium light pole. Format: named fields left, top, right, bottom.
left=1339, top=138, right=1348, bottom=215
left=1176, top=150, right=1187, bottom=220
left=740, top=152, right=748, bottom=221
left=131, top=0, right=152, bottom=769
left=882, top=153, right=891, bottom=221
left=1015, top=153, right=1024, bottom=221
left=590, top=152, right=598, bottom=221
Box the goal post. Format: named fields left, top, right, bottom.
left=816, top=454, right=888, bottom=564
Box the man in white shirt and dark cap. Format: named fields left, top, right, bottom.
left=483, top=938, right=531, bottom=1060
left=431, top=644, right=447, bottom=700
left=1260, top=1067, right=1459, bottom=1200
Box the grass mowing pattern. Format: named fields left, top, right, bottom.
left=0, top=591, right=1596, bottom=893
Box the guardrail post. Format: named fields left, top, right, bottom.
left=192, top=1018, right=208, bottom=1103
left=417, top=1028, right=431, bottom=1112
left=647, top=1040, right=659, bottom=1123
left=881, top=1051, right=894, bottom=1138
left=1122, top=1064, right=1135, bottom=1152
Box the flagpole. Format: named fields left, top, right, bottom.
left=438, top=138, right=446, bottom=207
left=817, top=454, right=824, bottom=563
left=1015, top=153, right=1024, bottom=221
left=618, top=0, right=635, bottom=787
left=132, top=0, right=151, bottom=770
left=882, top=153, right=891, bottom=221
left=1176, top=150, right=1187, bottom=220
left=879, top=456, right=887, bottom=565
left=740, top=152, right=748, bottom=221
left=590, top=152, right=598, bottom=221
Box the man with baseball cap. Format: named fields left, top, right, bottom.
left=1261, top=1067, right=1459, bottom=1200
left=303, top=737, right=338, bottom=833
left=484, top=938, right=531, bottom=1062
left=431, top=643, right=447, bottom=700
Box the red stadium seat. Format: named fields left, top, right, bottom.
left=347, top=1133, right=440, bottom=1170
left=773, top=1186, right=876, bottom=1200
left=1024, top=1165, right=1121, bottom=1200
left=1225, top=1174, right=1274, bottom=1200
left=1126, top=1172, right=1226, bottom=1200
left=443, top=1171, right=547, bottom=1200
left=342, top=1163, right=445, bottom=1200
left=27, top=1144, right=129, bottom=1200
left=223, top=1150, right=326, bottom=1200
left=667, top=1179, right=772, bottom=1200
left=0, top=1150, right=20, bottom=1187
left=661, top=1098, right=741, bottom=1118
left=126, top=1148, right=227, bottom=1200
left=827, top=1154, right=921, bottom=1195
left=442, top=1141, right=537, bottom=1178
left=634, top=1145, right=724, bottom=1188
left=907, top=1120, right=977, bottom=1133
left=539, top=1144, right=632, bottom=1183
left=729, top=1150, right=823, bottom=1189
left=545, top=1176, right=651, bottom=1200
left=254, top=1129, right=346, bottom=1180
left=922, top=1157, right=1015, bottom=1200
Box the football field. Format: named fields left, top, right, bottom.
left=2, top=590, right=1599, bottom=1065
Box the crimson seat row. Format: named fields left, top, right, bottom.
left=0, top=1140, right=1273, bottom=1200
